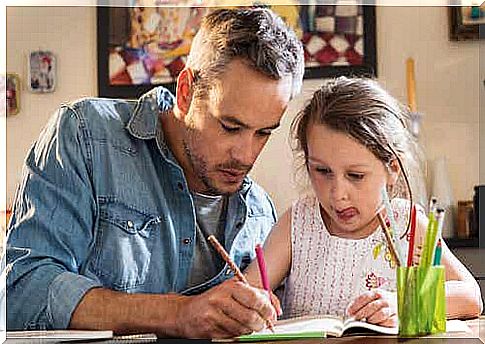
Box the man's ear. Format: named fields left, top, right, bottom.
left=175, top=68, right=195, bottom=117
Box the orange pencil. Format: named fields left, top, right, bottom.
left=377, top=213, right=401, bottom=267
left=207, top=235, right=275, bottom=333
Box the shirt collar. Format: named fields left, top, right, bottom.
left=126, top=86, right=175, bottom=140
left=125, top=86, right=253, bottom=196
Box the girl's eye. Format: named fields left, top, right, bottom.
left=316, top=167, right=331, bottom=175
left=221, top=123, right=240, bottom=133
left=347, top=173, right=365, bottom=181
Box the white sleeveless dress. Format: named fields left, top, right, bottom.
left=281, top=195, right=413, bottom=319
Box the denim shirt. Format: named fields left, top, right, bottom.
left=6, top=87, right=277, bottom=331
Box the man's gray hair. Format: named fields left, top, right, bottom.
left=186, top=7, right=305, bottom=99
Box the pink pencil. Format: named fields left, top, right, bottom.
left=255, top=244, right=275, bottom=332
left=255, top=244, right=270, bottom=292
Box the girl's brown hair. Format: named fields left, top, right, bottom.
left=291, top=77, right=427, bottom=237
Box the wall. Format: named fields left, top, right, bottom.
left=5, top=6, right=97, bottom=208
left=5, top=6, right=483, bottom=217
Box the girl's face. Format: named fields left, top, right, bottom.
left=306, top=124, right=398, bottom=239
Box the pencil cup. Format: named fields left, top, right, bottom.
left=397, top=266, right=446, bottom=337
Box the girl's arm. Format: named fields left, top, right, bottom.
left=415, top=209, right=483, bottom=319
left=441, top=243, right=483, bottom=318
left=244, top=208, right=293, bottom=290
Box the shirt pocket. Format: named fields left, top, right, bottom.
left=92, top=199, right=162, bottom=291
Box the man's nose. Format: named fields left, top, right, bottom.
left=230, top=133, right=259, bottom=167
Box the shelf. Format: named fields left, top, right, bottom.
left=445, top=237, right=479, bottom=249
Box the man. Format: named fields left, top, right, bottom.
left=5, top=7, right=304, bottom=339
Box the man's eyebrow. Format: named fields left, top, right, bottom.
left=261, top=122, right=281, bottom=131
left=220, top=115, right=281, bottom=131
left=219, top=116, right=250, bottom=129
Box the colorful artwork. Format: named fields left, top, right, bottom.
left=99, top=2, right=376, bottom=98
left=449, top=5, right=485, bottom=40
left=109, top=6, right=209, bottom=86
left=6, top=74, right=20, bottom=116
left=461, top=4, right=485, bottom=25
left=28, top=51, right=56, bottom=93
left=298, top=5, right=364, bottom=67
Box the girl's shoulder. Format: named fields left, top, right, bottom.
left=290, top=193, right=320, bottom=228
left=291, top=193, right=318, bottom=212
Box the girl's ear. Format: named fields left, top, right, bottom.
left=175, top=68, right=195, bottom=118
left=387, top=159, right=400, bottom=187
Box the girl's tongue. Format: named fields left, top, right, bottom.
left=336, top=207, right=359, bottom=222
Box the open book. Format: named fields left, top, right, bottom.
left=214, top=315, right=398, bottom=342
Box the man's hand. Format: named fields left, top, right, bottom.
left=176, top=278, right=277, bottom=339
left=346, top=289, right=397, bottom=328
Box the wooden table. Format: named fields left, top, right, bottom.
left=5, top=318, right=484, bottom=343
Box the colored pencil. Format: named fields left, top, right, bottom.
left=420, top=202, right=440, bottom=267
left=208, top=235, right=275, bottom=332
left=377, top=212, right=402, bottom=267
left=380, top=188, right=405, bottom=265
left=431, top=208, right=445, bottom=265
left=255, top=244, right=271, bottom=292
left=407, top=205, right=417, bottom=267
left=433, top=239, right=443, bottom=266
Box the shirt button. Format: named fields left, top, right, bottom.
left=177, top=182, right=184, bottom=191
left=182, top=238, right=191, bottom=245
left=127, top=220, right=134, bottom=228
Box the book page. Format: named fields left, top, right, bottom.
left=343, top=317, right=398, bottom=335
left=445, top=320, right=472, bottom=333
left=341, top=318, right=471, bottom=336
left=252, top=315, right=344, bottom=337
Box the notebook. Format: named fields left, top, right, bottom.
left=213, top=314, right=398, bottom=342
left=214, top=316, right=473, bottom=342
left=6, top=330, right=114, bottom=343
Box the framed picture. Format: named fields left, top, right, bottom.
left=6, top=73, right=20, bottom=116
left=98, top=4, right=377, bottom=99
left=28, top=50, right=56, bottom=93
left=449, top=5, right=485, bottom=40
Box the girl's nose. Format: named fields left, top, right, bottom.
left=331, top=177, right=349, bottom=202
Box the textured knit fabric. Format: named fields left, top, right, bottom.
left=282, top=195, right=411, bottom=319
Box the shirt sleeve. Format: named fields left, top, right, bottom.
left=6, top=104, right=102, bottom=330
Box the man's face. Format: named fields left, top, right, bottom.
left=181, top=60, right=293, bottom=195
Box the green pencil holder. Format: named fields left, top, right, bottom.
left=397, top=266, right=446, bottom=337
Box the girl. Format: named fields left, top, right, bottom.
left=245, top=77, right=483, bottom=327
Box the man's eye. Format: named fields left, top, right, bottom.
left=256, top=130, right=272, bottom=137
left=348, top=173, right=365, bottom=181
left=221, top=123, right=240, bottom=133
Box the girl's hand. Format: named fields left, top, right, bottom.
left=346, top=289, right=397, bottom=327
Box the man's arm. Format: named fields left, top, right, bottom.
left=7, top=104, right=276, bottom=338
left=70, top=279, right=277, bottom=338
left=6, top=105, right=101, bottom=330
